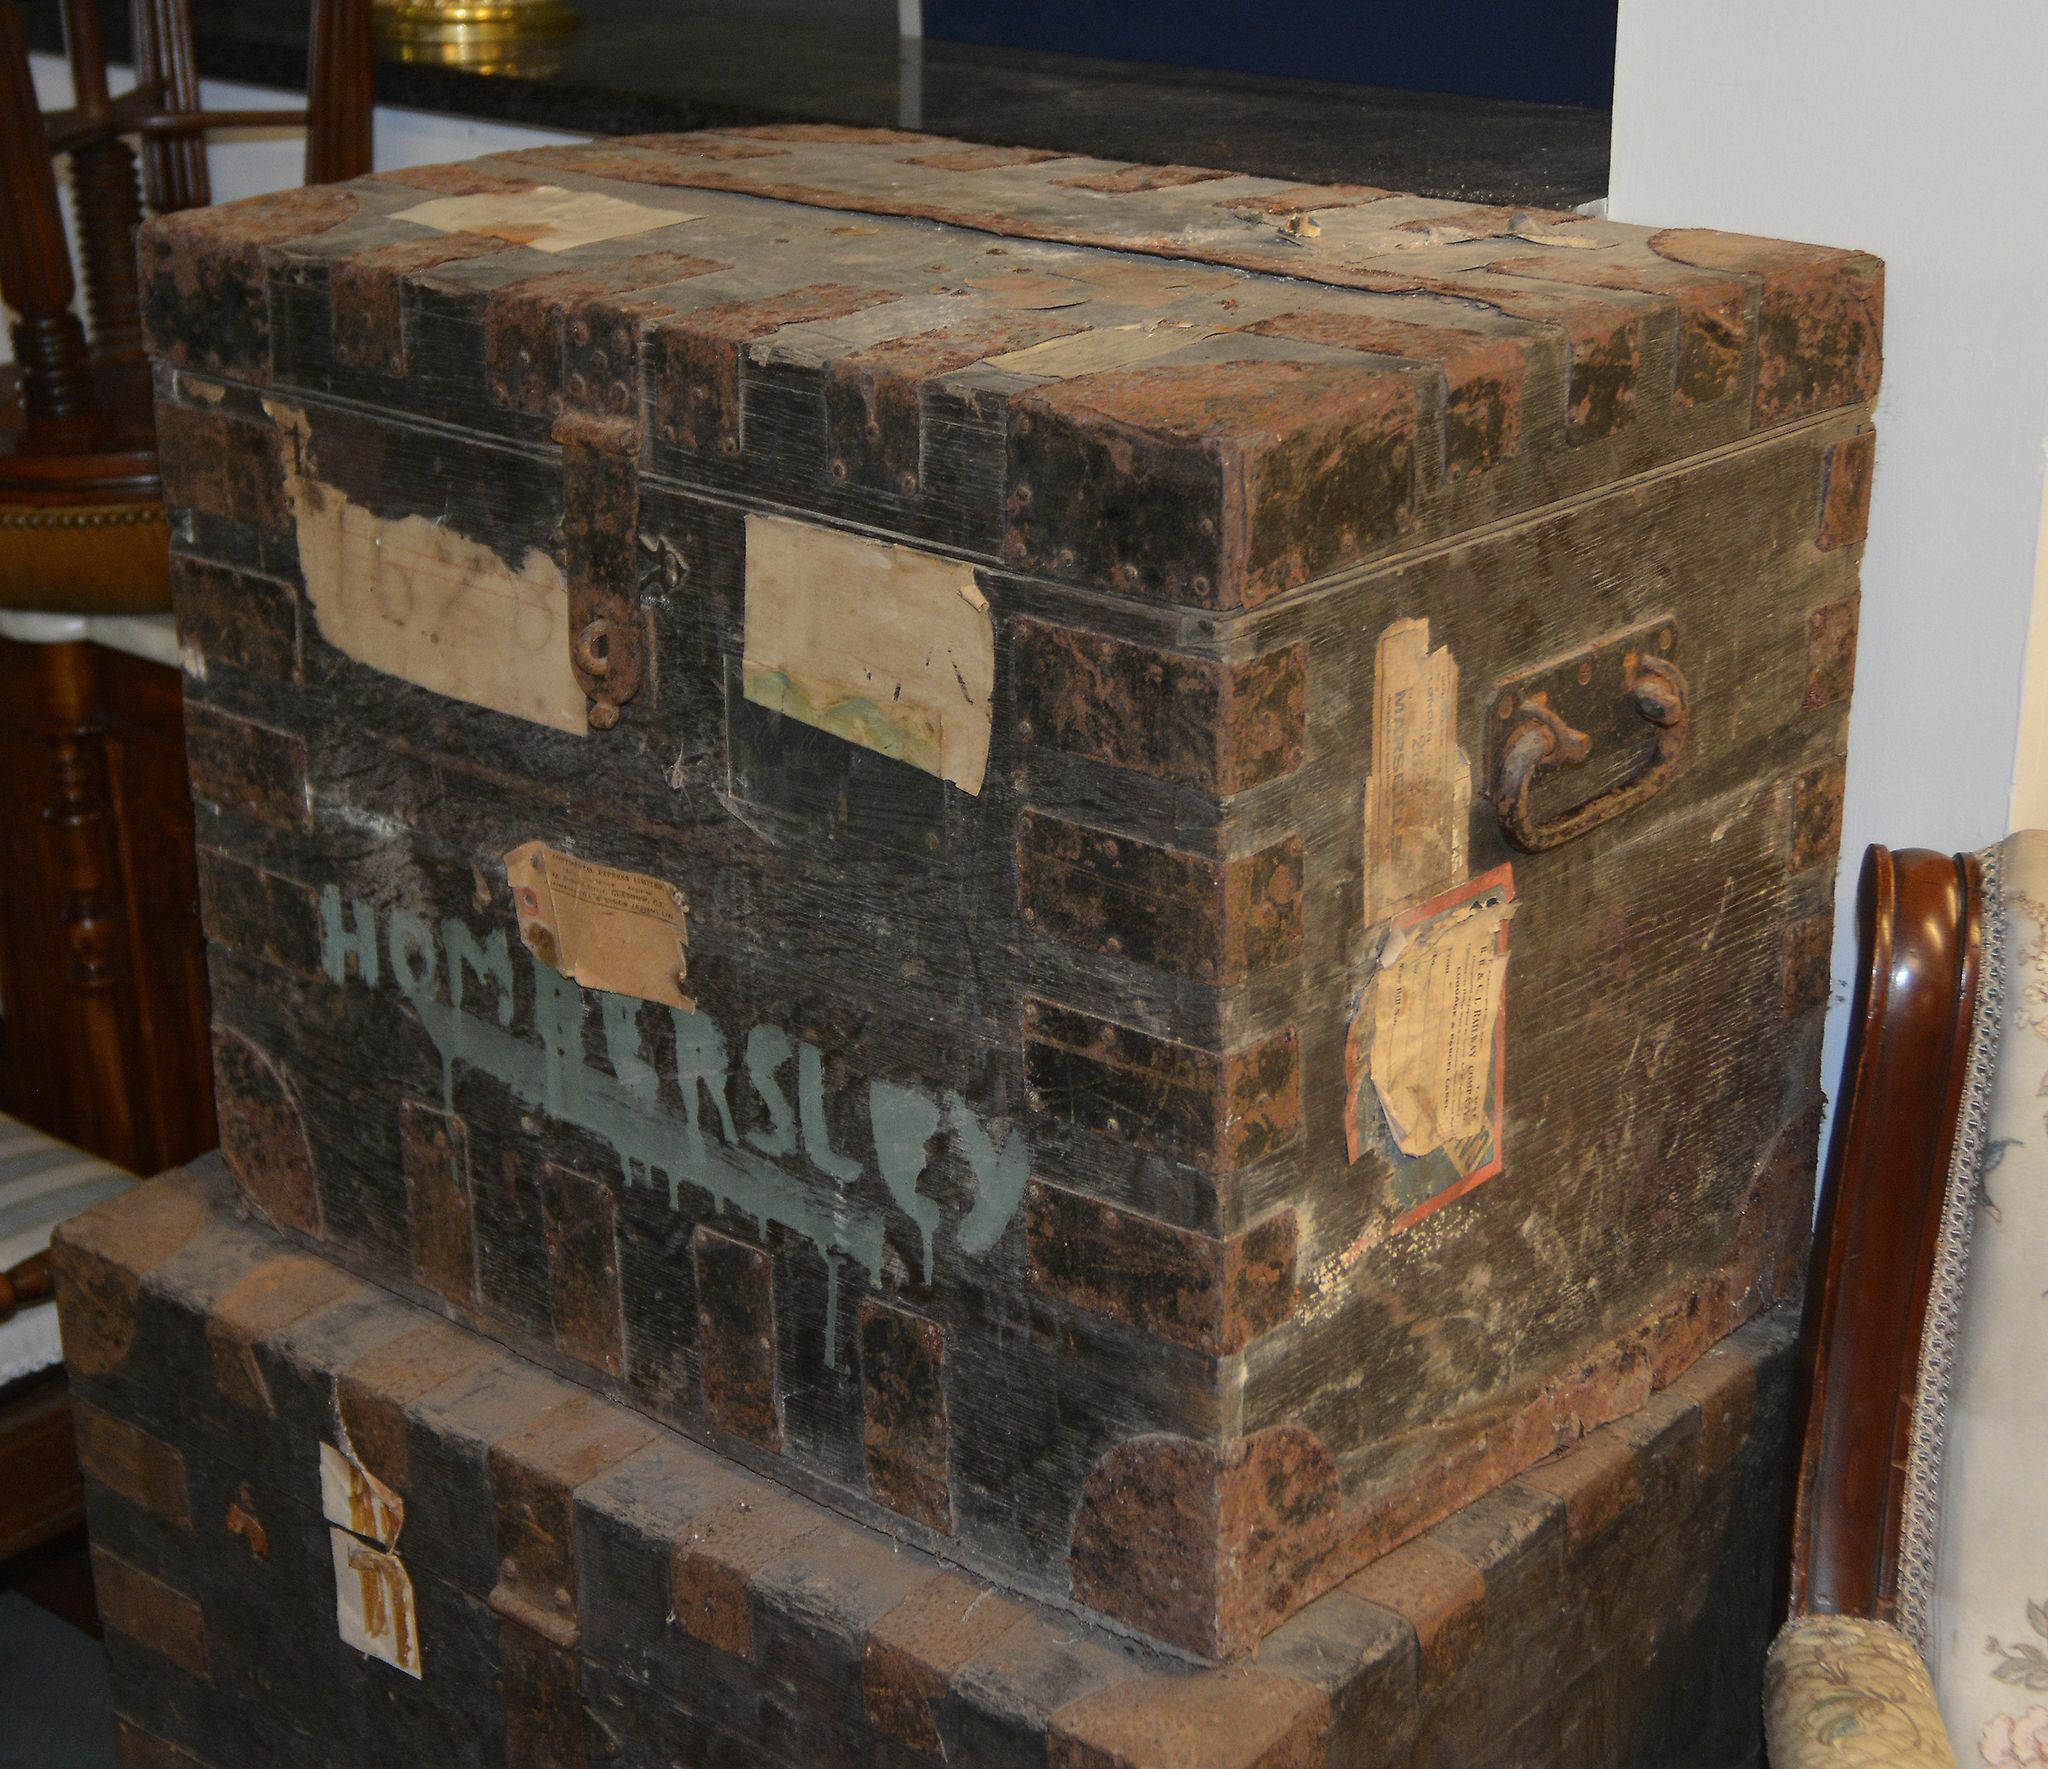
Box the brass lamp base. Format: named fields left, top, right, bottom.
left=374, top=0, right=578, bottom=76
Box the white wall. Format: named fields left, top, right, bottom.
left=1611, top=3, right=2048, bottom=1097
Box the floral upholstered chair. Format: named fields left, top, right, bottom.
left=1768, top=834, right=2048, bottom=1768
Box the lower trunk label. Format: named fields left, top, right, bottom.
left=1346, top=864, right=1515, bottom=1231
left=322, top=1438, right=420, bottom=1676
left=319, top=1440, right=404, bottom=1550
left=330, top=1529, right=422, bottom=1678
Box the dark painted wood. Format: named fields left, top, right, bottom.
left=1, top=1248, right=53, bottom=1318
left=0, top=0, right=375, bottom=611
left=303, top=0, right=372, bottom=185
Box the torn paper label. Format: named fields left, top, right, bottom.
left=965, top=259, right=1236, bottom=312
left=742, top=513, right=994, bottom=794
left=1362, top=617, right=1470, bottom=927
left=320, top=1440, right=404, bottom=1550
left=1372, top=892, right=1513, bottom=1155
left=331, top=1528, right=422, bottom=1678
left=505, top=840, right=692, bottom=1009
left=266, top=401, right=586, bottom=735
left=1347, top=866, right=1515, bottom=1232
left=392, top=184, right=696, bottom=254
left=1506, top=211, right=1606, bottom=249
left=981, top=320, right=1225, bottom=379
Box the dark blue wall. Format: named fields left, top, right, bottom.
left=922, top=0, right=1619, bottom=109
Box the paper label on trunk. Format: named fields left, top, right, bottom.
left=1362, top=617, right=1470, bottom=926
left=1371, top=893, right=1514, bottom=1156
left=392, top=185, right=696, bottom=253
left=319, top=1440, right=404, bottom=1550
left=504, top=841, right=692, bottom=1009
left=330, top=1528, right=422, bottom=1678
left=266, top=401, right=587, bottom=735
left=742, top=513, right=994, bottom=794
left=1345, top=866, right=1515, bottom=1234
left=981, top=320, right=1226, bottom=378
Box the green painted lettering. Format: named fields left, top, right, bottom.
left=442, top=919, right=514, bottom=1027
left=799, top=1042, right=862, bottom=1183
left=869, top=1079, right=942, bottom=1283
left=948, top=1093, right=1031, bottom=1256
left=320, top=885, right=379, bottom=987
left=672, top=1008, right=740, bottom=1149
left=388, top=910, right=437, bottom=1002
left=313, top=893, right=1031, bottom=1329
left=743, top=1024, right=797, bottom=1157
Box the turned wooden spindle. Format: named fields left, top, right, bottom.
left=62, top=0, right=147, bottom=361
left=131, top=0, right=209, bottom=211
left=0, top=1, right=96, bottom=436
left=0, top=1252, right=53, bottom=1325
left=0, top=0, right=375, bottom=493
left=28, top=644, right=142, bottom=1167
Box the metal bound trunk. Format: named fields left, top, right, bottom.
left=144, top=127, right=1878, bottom=1662
left=57, top=1166, right=1796, bottom=1769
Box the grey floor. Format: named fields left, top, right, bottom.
left=0, top=1591, right=118, bottom=1768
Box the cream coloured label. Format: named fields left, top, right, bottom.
left=266, top=401, right=586, bottom=735
left=1369, top=891, right=1515, bottom=1158
left=391, top=184, right=696, bottom=254
left=982, top=319, right=1224, bottom=378
left=504, top=841, right=691, bottom=1010
left=742, top=513, right=994, bottom=794
left=330, top=1530, right=421, bottom=1678
left=319, top=1441, right=404, bottom=1550
left=322, top=1438, right=420, bottom=1677
left=1362, top=616, right=1469, bottom=927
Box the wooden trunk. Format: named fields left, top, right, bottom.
left=58, top=1164, right=1794, bottom=1769
left=142, top=128, right=1878, bottom=1661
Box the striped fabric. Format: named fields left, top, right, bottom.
left=0, top=1115, right=136, bottom=1386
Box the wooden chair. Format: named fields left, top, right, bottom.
left=1768, top=837, right=2048, bottom=1767
left=0, top=0, right=373, bottom=612
left=0, top=0, right=373, bottom=1175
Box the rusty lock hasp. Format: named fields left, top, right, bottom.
left=555, top=412, right=648, bottom=731
left=1489, top=619, right=1690, bottom=853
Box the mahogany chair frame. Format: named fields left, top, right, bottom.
left=1789, top=843, right=1986, bottom=1623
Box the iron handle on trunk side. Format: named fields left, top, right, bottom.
left=1492, top=653, right=1690, bottom=852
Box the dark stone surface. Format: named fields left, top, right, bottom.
left=22, top=0, right=1612, bottom=207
